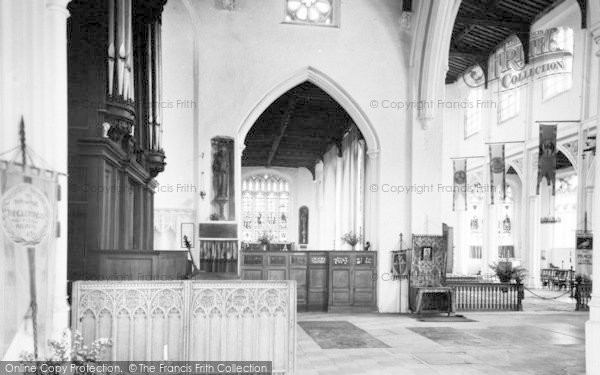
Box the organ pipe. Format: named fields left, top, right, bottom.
left=107, top=0, right=134, bottom=101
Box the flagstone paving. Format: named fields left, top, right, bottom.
left=297, top=309, right=587, bottom=375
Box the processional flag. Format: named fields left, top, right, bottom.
left=0, top=161, right=59, bottom=358
left=489, top=144, right=506, bottom=204
left=536, top=124, right=558, bottom=195
left=452, top=158, right=467, bottom=211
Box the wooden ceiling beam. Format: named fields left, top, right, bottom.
left=266, top=98, right=297, bottom=168
left=449, top=48, right=488, bottom=59
left=454, top=15, right=529, bottom=31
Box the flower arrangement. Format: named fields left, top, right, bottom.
left=20, top=329, right=112, bottom=363
left=257, top=232, right=273, bottom=245
left=489, top=262, right=527, bottom=283
left=341, top=231, right=361, bottom=249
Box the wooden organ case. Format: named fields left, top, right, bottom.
left=67, top=0, right=185, bottom=280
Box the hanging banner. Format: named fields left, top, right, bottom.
left=536, top=124, right=558, bottom=195
left=0, top=162, right=58, bottom=357
left=452, top=159, right=467, bottom=211
left=489, top=144, right=506, bottom=204
left=575, top=232, right=593, bottom=277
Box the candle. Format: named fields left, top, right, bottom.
left=163, top=344, right=168, bottom=360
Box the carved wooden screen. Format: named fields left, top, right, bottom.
left=71, top=280, right=296, bottom=374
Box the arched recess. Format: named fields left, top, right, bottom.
left=557, top=144, right=579, bottom=171
left=235, top=66, right=382, bottom=249
left=506, top=160, right=524, bottom=183
left=505, top=169, right=524, bottom=260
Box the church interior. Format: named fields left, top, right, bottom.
left=1, top=0, right=600, bottom=373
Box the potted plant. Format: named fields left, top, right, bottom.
left=489, top=261, right=527, bottom=283
left=341, top=231, right=361, bottom=250
left=257, top=232, right=272, bottom=251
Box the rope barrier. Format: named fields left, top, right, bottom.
left=523, top=286, right=572, bottom=300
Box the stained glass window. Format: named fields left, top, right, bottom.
left=242, top=174, right=290, bottom=242
left=285, top=0, right=338, bottom=26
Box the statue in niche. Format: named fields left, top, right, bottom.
left=299, top=206, right=308, bottom=244
left=211, top=137, right=235, bottom=220
left=212, top=144, right=230, bottom=199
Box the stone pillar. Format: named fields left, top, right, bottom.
left=334, top=155, right=343, bottom=249
left=524, top=150, right=542, bottom=288
left=586, top=25, right=600, bottom=375
left=366, top=150, right=380, bottom=249
left=45, top=0, right=70, bottom=350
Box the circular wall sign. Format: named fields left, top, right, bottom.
left=1, top=183, right=51, bottom=246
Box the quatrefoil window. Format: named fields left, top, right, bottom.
left=285, top=0, right=337, bottom=26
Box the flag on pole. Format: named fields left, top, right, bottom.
left=536, top=124, right=558, bottom=195
left=489, top=144, right=506, bottom=204
left=0, top=162, right=58, bottom=358
left=453, top=158, right=467, bottom=211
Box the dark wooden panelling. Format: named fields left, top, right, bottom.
left=85, top=250, right=188, bottom=280
left=240, top=251, right=377, bottom=312
left=240, top=251, right=330, bottom=311
left=198, top=222, right=238, bottom=238
left=328, top=252, right=377, bottom=313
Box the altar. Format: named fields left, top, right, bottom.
left=240, top=250, right=377, bottom=312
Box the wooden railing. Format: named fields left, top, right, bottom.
left=575, top=283, right=592, bottom=311
left=71, top=280, right=297, bottom=374
left=450, top=283, right=523, bottom=311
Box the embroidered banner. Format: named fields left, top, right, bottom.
left=489, top=144, right=506, bottom=204
left=0, top=162, right=59, bottom=357
left=452, top=159, right=467, bottom=211
left=537, top=124, right=558, bottom=195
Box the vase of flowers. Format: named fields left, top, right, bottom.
left=341, top=231, right=361, bottom=250
left=258, top=233, right=273, bottom=251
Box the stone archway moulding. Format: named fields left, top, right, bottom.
left=236, top=66, right=380, bottom=154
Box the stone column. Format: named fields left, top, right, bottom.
left=524, top=150, right=542, bottom=288
left=334, top=155, right=343, bottom=249
left=586, top=25, right=600, bottom=375
left=45, top=0, right=70, bottom=349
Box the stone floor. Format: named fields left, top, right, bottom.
left=297, top=292, right=588, bottom=375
